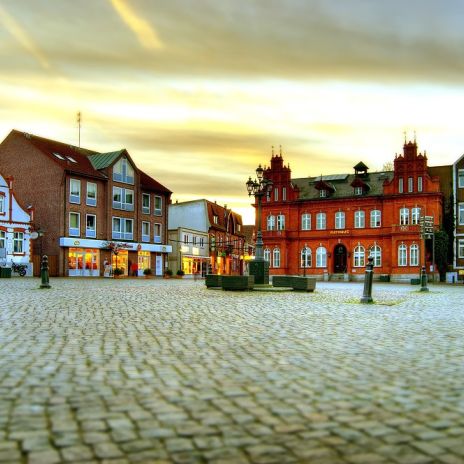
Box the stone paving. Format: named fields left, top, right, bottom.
left=0, top=277, right=464, bottom=464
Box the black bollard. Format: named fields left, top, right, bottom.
left=360, top=256, right=374, bottom=304
left=420, top=266, right=429, bottom=292
left=39, top=255, right=51, bottom=289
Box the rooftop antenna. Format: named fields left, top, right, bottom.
left=77, top=111, right=81, bottom=147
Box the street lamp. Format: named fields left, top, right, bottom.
left=246, top=165, right=273, bottom=284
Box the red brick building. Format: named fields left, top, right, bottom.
left=0, top=130, right=172, bottom=277
left=257, top=141, right=443, bottom=281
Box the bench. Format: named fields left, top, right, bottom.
left=221, top=275, right=255, bottom=290
left=272, top=276, right=316, bottom=292
left=205, top=274, right=222, bottom=288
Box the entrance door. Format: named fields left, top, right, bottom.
left=334, top=244, right=347, bottom=273
left=155, top=255, right=163, bottom=276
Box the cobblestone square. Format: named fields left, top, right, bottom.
left=0, top=278, right=463, bottom=463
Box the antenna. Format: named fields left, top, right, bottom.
left=77, top=111, right=81, bottom=147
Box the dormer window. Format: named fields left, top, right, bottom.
left=354, top=186, right=363, bottom=196
left=320, top=189, right=327, bottom=198
left=213, top=215, right=218, bottom=224
left=314, top=178, right=335, bottom=198
left=113, top=158, right=134, bottom=184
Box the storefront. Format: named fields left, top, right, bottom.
left=59, top=237, right=172, bottom=277
left=181, top=255, right=210, bottom=276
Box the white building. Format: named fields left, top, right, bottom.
left=0, top=174, right=34, bottom=275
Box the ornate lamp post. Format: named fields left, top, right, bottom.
left=246, top=165, right=273, bottom=284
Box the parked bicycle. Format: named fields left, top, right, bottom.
left=11, top=261, right=27, bottom=277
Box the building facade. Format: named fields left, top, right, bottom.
left=0, top=130, right=172, bottom=277
left=0, top=173, right=34, bottom=274
left=257, top=141, right=444, bottom=281
left=168, top=199, right=246, bottom=276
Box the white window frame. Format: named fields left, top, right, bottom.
left=0, top=230, right=5, bottom=248
left=69, top=212, right=80, bottom=237
left=458, top=169, right=464, bottom=188
left=410, top=244, right=419, bottom=266
left=267, top=215, right=275, bottom=231
left=112, top=187, right=134, bottom=211
left=112, top=217, right=133, bottom=240
left=458, top=239, right=464, bottom=258
left=154, top=196, right=162, bottom=215
left=370, top=210, right=381, bottom=228
left=264, top=248, right=270, bottom=262
left=399, top=178, right=404, bottom=193
left=354, top=210, right=365, bottom=229
left=85, top=214, right=96, bottom=238
left=274, top=188, right=279, bottom=202
left=86, top=182, right=97, bottom=207
left=316, top=247, right=327, bottom=268
left=113, top=158, right=134, bottom=184
left=316, top=213, right=326, bottom=230
left=334, top=211, right=345, bottom=230
left=417, top=176, right=423, bottom=192
left=353, top=245, right=365, bottom=267
left=354, top=186, right=363, bottom=196
left=13, top=232, right=24, bottom=253
left=0, top=195, right=4, bottom=214
left=408, top=177, right=414, bottom=193
left=154, top=223, right=162, bottom=243
left=411, top=207, right=421, bottom=225
left=398, top=244, right=407, bottom=266
left=400, top=208, right=409, bottom=225
left=282, top=187, right=287, bottom=201
left=459, top=203, right=464, bottom=225
left=142, top=193, right=150, bottom=214
left=300, top=247, right=312, bottom=268
left=369, top=245, right=381, bottom=267
left=272, top=248, right=281, bottom=267
left=320, top=189, right=327, bottom=198
left=277, top=214, right=285, bottom=231
left=301, top=213, right=311, bottom=230
left=142, top=221, right=150, bottom=242
left=69, top=179, right=81, bottom=204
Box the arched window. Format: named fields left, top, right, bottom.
left=301, top=247, right=312, bottom=268
left=370, top=210, right=381, bottom=228
left=301, top=213, right=311, bottom=230
left=264, top=248, right=270, bottom=262
left=272, top=248, right=281, bottom=268
left=369, top=245, right=381, bottom=267
left=398, top=244, right=407, bottom=266
left=410, top=244, right=419, bottom=266
left=277, top=214, right=285, bottom=230
left=411, top=207, right=421, bottom=225
left=353, top=245, right=365, bottom=267
left=316, top=247, right=327, bottom=268
left=267, top=215, right=275, bottom=231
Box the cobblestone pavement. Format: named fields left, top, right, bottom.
left=0, top=278, right=464, bottom=464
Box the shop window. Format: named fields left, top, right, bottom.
left=70, top=179, right=81, bottom=204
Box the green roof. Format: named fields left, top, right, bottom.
left=88, top=150, right=125, bottom=170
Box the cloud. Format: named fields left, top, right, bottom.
left=109, top=0, right=163, bottom=50
left=0, top=4, right=50, bottom=70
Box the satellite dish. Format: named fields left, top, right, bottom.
left=30, top=232, right=39, bottom=239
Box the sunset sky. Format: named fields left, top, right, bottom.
left=1, top=0, right=464, bottom=223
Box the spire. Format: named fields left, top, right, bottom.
left=271, top=145, right=274, bottom=157
left=279, top=145, right=282, bottom=156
